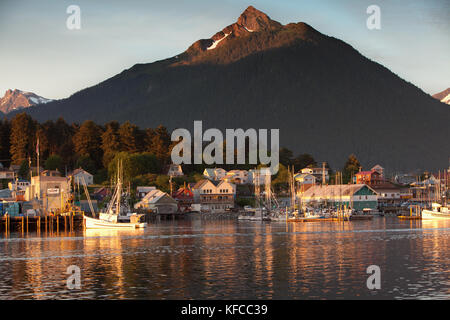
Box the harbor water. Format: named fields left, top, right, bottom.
left=0, top=217, right=449, bottom=299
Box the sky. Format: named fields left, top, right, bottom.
left=0, top=0, right=449, bottom=99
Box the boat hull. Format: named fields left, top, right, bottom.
left=421, top=209, right=450, bottom=220
left=84, top=216, right=147, bottom=229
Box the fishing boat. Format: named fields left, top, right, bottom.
left=238, top=168, right=273, bottom=221
left=421, top=171, right=449, bottom=220
left=83, top=161, right=147, bottom=229
left=421, top=203, right=450, bottom=220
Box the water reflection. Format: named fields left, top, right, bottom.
left=0, top=217, right=449, bottom=299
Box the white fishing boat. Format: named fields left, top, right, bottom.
left=421, top=172, right=449, bottom=220
left=83, top=161, right=147, bottom=229
left=421, top=203, right=450, bottom=220
left=84, top=214, right=146, bottom=229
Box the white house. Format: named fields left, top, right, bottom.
left=167, top=164, right=184, bottom=177
left=192, top=179, right=236, bottom=212
left=294, top=173, right=316, bottom=185
left=300, top=167, right=329, bottom=183
left=203, top=168, right=227, bottom=181
left=71, top=168, right=94, bottom=185
left=223, top=170, right=249, bottom=184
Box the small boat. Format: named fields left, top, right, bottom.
left=238, top=209, right=271, bottom=221
left=421, top=203, right=450, bottom=220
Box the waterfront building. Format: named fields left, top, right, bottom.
left=300, top=184, right=378, bottom=211
left=370, top=182, right=402, bottom=206
left=172, top=185, right=194, bottom=211
left=26, top=175, right=71, bottom=212
left=134, top=189, right=178, bottom=213
left=70, top=168, right=94, bottom=185
left=192, top=179, right=236, bottom=212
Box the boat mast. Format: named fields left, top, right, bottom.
left=116, top=160, right=122, bottom=215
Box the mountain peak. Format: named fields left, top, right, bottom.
left=236, top=6, right=278, bottom=32
left=432, top=88, right=450, bottom=105
left=0, top=89, right=52, bottom=114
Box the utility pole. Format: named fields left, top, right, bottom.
left=322, top=162, right=326, bottom=185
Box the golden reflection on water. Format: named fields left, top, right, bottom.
left=0, top=217, right=449, bottom=299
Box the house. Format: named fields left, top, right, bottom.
left=294, top=173, right=316, bottom=193
left=136, top=186, right=156, bottom=199
left=0, top=168, right=15, bottom=180
left=192, top=179, right=236, bottom=212
left=355, top=170, right=383, bottom=185
left=203, top=168, right=227, bottom=181
left=134, top=189, right=178, bottom=213
left=8, top=179, right=30, bottom=191
left=300, top=167, right=329, bottom=183
left=300, top=184, right=378, bottom=211
left=370, top=165, right=384, bottom=178
left=92, top=187, right=110, bottom=201
left=172, top=185, right=194, bottom=211
left=167, top=164, right=184, bottom=177
left=70, top=168, right=94, bottom=185
left=223, top=170, right=249, bottom=184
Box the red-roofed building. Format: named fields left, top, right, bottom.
left=172, top=185, right=194, bottom=212
left=355, top=170, right=383, bottom=185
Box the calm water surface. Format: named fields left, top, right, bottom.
left=0, top=217, right=449, bottom=299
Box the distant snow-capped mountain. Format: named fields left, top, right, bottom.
left=0, top=89, right=52, bottom=114
left=432, top=88, right=450, bottom=105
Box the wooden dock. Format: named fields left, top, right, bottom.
left=397, top=215, right=421, bottom=220
left=1, top=214, right=84, bottom=234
